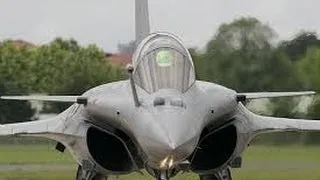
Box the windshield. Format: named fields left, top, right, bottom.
left=133, top=33, right=195, bottom=93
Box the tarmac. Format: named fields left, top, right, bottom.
left=0, top=161, right=318, bottom=171
left=0, top=164, right=75, bottom=171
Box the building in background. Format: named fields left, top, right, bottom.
left=12, top=39, right=36, bottom=48
left=105, top=53, right=132, bottom=66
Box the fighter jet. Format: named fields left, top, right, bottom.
left=0, top=1, right=319, bottom=180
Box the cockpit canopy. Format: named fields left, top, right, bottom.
left=132, top=33, right=195, bottom=93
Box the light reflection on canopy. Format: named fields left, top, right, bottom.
left=156, top=50, right=173, bottom=67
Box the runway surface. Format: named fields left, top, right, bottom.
left=0, top=161, right=318, bottom=171
left=0, top=164, right=75, bottom=171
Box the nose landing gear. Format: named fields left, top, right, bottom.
left=76, top=165, right=107, bottom=180
left=157, top=170, right=169, bottom=180
left=146, top=164, right=181, bottom=180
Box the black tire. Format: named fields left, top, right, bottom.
left=199, top=168, right=232, bottom=180
left=76, top=166, right=84, bottom=180
left=92, top=174, right=107, bottom=180
left=200, top=174, right=219, bottom=180
left=219, top=168, right=232, bottom=180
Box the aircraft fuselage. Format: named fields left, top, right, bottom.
left=81, top=79, right=238, bottom=174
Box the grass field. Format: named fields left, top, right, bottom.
left=1, top=145, right=320, bottom=179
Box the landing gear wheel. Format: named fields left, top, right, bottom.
left=200, top=174, right=218, bottom=180
left=92, top=174, right=107, bottom=180
left=199, top=168, right=232, bottom=180
left=76, top=166, right=107, bottom=180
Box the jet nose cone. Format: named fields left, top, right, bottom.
left=143, top=134, right=197, bottom=169
left=136, top=113, right=200, bottom=169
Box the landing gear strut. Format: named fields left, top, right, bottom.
left=157, top=170, right=169, bottom=180
left=199, top=168, right=232, bottom=180
left=76, top=165, right=107, bottom=180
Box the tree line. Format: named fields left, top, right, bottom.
left=1, top=17, right=320, bottom=144
left=192, top=17, right=320, bottom=118
left=0, top=38, right=125, bottom=123
left=190, top=17, right=320, bottom=144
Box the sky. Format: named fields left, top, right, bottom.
left=0, top=0, right=319, bottom=52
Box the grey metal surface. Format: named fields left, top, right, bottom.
left=237, top=91, right=315, bottom=99
left=135, top=0, right=150, bottom=43
left=0, top=95, right=80, bottom=102
left=0, top=1, right=319, bottom=180
left=133, top=33, right=195, bottom=93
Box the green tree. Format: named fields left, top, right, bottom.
left=0, top=41, right=35, bottom=123
left=0, top=38, right=126, bottom=119
left=27, top=38, right=125, bottom=112
left=26, top=38, right=125, bottom=94
left=279, top=31, right=320, bottom=61
left=200, top=17, right=296, bottom=92
left=296, top=47, right=320, bottom=117
left=284, top=46, right=320, bottom=144
left=296, top=47, right=320, bottom=91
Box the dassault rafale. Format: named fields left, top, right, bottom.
left=0, top=1, right=318, bottom=180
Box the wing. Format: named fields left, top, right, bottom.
left=0, top=105, right=84, bottom=144
left=0, top=95, right=87, bottom=104
left=0, top=110, right=70, bottom=137
left=237, top=91, right=315, bottom=101
left=237, top=104, right=320, bottom=137
left=0, top=95, right=87, bottom=138
left=0, top=107, right=87, bottom=164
